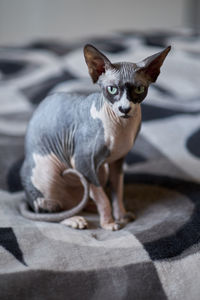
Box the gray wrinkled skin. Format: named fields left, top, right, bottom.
left=21, top=92, right=109, bottom=208
left=20, top=44, right=171, bottom=225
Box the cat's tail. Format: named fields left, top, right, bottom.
left=19, top=169, right=89, bottom=222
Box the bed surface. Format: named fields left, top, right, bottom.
left=0, top=30, right=200, bottom=300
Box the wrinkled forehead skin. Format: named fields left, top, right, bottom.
left=98, top=62, right=148, bottom=88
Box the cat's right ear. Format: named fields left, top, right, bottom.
left=84, top=44, right=112, bottom=83
left=136, top=46, right=171, bottom=83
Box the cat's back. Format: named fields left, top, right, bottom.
left=29, top=92, right=100, bottom=124
left=32, top=92, right=86, bottom=122
left=25, top=92, right=101, bottom=155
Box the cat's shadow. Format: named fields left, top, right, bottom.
left=82, top=183, right=179, bottom=230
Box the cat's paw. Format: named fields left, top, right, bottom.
left=101, top=222, right=121, bottom=231
left=61, top=216, right=88, bottom=229
left=117, top=211, right=135, bottom=225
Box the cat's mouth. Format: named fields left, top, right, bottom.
left=121, top=114, right=131, bottom=119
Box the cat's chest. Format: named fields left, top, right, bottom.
left=105, top=117, right=141, bottom=163
left=90, top=101, right=141, bottom=163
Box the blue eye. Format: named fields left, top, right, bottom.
left=134, top=86, right=145, bottom=94
left=107, top=86, right=118, bottom=95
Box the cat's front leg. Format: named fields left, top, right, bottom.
left=109, top=158, right=135, bottom=224
left=90, top=184, right=121, bottom=231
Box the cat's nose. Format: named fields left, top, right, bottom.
left=119, top=106, right=131, bottom=114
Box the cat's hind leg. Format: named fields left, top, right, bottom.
left=20, top=153, right=89, bottom=227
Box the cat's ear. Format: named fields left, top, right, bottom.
left=136, top=46, right=171, bottom=83
left=84, top=44, right=112, bottom=83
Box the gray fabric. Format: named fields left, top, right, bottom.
left=0, top=31, right=200, bottom=299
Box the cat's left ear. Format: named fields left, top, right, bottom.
left=84, top=44, right=112, bottom=83
left=136, top=46, right=171, bottom=83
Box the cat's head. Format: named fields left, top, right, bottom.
left=84, top=44, right=171, bottom=118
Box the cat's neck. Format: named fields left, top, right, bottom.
left=97, top=95, right=142, bottom=163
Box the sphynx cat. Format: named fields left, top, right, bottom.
left=20, top=44, right=171, bottom=230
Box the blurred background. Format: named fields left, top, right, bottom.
left=0, top=3, right=200, bottom=299
left=0, top=0, right=200, bottom=192
left=0, top=0, right=199, bottom=45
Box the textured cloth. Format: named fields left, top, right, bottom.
left=0, top=30, right=200, bottom=300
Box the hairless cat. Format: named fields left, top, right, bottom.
left=20, top=44, right=171, bottom=230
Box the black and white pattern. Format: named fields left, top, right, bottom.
left=0, top=31, right=200, bottom=300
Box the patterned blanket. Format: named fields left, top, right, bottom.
left=0, top=30, right=200, bottom=300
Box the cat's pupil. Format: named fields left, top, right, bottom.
left=110, top=86, right=115, bottom=92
